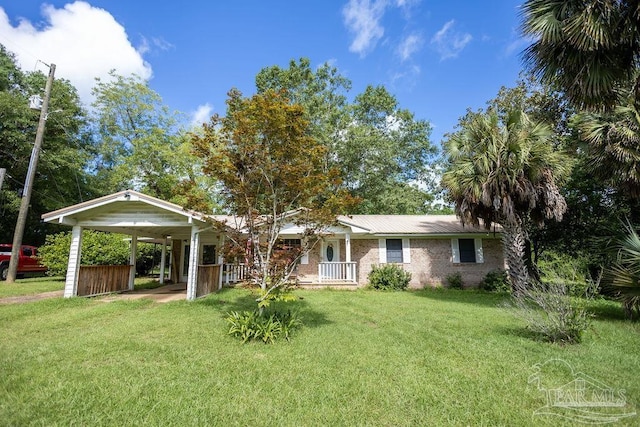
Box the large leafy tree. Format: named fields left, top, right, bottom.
left=0, top=45, right=97, bottom=245
left=91, top=71, right=217, bottom=211
left=521, top=0, right=640, bottom=110
left=191, top=89, right=356, bottom=308
left=486, top=72, right=574, bottom=140
left=442, top=109, right=570, bottom=292
left=256, top=58, right=437, bottom=214
left=256, top=57, right=351, bottom=157
left=341, top=85, right=436, bottom=213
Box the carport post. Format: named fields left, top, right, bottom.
left=64, top=225, right=83, bottom=298
left=186, top=226, right=200, bottom=300
left=218, top=235, right=225, bottom=290
left=128, top=233, right=137, bottom=291
left=159, top=236, right=167, bottom=284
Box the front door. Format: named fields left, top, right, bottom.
left=323, top=240, right=340, bottom=262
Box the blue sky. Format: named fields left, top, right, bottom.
left=0, top=0, right=527, bottom=144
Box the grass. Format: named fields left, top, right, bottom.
left=0, top=285, right=639, bottom=426
left=0, top=277, right=164, bottom=298
left=0, top=276, right=65, bottom=297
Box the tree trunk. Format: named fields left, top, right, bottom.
left=502, top=221, right=530, bottom=295
left=524, top=237, right=541, bottom=283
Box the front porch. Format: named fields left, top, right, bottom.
left=297, top=261, right=357, bottom=285
left=221, top=262, right=358, bottom=286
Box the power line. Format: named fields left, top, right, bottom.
left=4, top=168, right=66, bottom=207
left=0, top=35, right=43, bottom=71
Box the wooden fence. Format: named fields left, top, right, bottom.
left=196, top=264, right=222, bottom=298
left=78, top=265, right=131, bottom=296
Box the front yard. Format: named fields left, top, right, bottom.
left=0, top=284, right=638, bottom=426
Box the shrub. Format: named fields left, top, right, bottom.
left=368, top=264, right=411, bottom=291
left=39, top=230, right=157, bottom=276
left=226, top=310, right=302, bottom=343
left=607, top=222, right=640, bottom=320
left=136, top=243, right=164, bottom=276
left=445, top=272, right=463, bottom=289
left=479, top=269, right=510, bottom=292
left=537, top=251, right=590, bottom=297
left=507, top=281, right=594, bottom=344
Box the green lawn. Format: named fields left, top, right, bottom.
left=0, top=276, right=65, bottom=297
left=0, top=286, right=638, bottom=426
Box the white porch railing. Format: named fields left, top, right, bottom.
left=318, top=262, right=357, bottom=283
left=224, top=263, right=248, bottom=285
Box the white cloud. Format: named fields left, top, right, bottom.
left=151, top=37, right=174, bottom=52
left=389, top=64, right=420, bottom=89
left=342, top=0, right=388, bottom=57
left=136, top=35, right=174, bottom=56
left=191, top=103, right=213, bottom=126
left=0, top=1, right=152, bottom=106
left=136, top=37, right=151, bottom=55
left=504, top=35, right=536, bottom=57
left=397, top=33, right=423, bottom=61
left=430, top=19, right=472, bottom=60
left=395, top=0, right=420, bottom=19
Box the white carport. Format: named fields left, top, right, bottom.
left=42, top=190, right=225, bottom=300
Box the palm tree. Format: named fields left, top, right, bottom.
left=609, top=221, right=640, bottom=320
left=573, top=89, right=640, bottom=197
left=442, top=109, right=570, bottom=292
left=521, top=0, right=640, bottom=110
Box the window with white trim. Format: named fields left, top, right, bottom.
left=386, top=239, right=403, bottom=263
left=378, top=238, right=411, bottom=263
left=451, top=238, right=484, bottom=264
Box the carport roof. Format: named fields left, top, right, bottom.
left=41, top=190, right=228, bottom=240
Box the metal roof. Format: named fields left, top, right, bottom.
left=337, top=215, right=499, bottom=235
left=42, top=191, right=499, bottom=238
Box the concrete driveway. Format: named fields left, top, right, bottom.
left=100, top=283, right=187, bottom=303
left=0, top=283, right=188, bottom=305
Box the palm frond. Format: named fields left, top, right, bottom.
left=442, top=108, right=569, bottom=228
left=520, top=0, right=639, bottom=110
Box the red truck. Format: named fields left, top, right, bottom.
left=0, top=244, right=48, bottom=280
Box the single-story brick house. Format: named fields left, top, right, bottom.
left=279, top=214, right=505, bottom=288
left=42, top=190, right=505, bottom=300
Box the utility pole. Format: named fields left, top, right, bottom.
left=6, top=64, right=55, bottom=283
left=0, top=168, right=5, bottom=191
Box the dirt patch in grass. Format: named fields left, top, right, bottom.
left=0, top=290, right=63, bottom=305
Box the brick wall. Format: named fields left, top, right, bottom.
left=296, top=236, right=505, bottom=288
left=353, top=237, right=505, bottom=289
